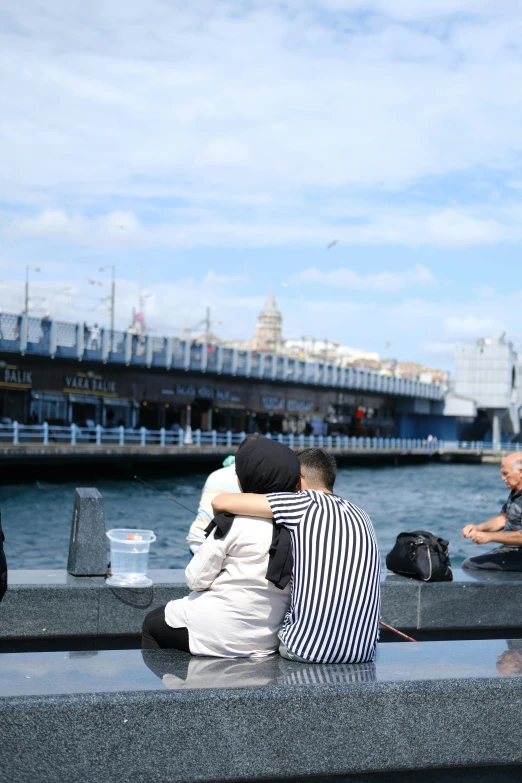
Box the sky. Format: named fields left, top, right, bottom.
left=1, top=0, right=522, bottom=369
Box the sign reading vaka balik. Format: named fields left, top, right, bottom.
left=64, top=373, right=117, bottom=395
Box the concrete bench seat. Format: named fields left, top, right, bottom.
left=3, top=567, right=522, bottom=650
left=1, top=639, right=522, bottom=782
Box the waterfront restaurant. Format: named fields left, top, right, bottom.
left=0, top=355, right=402, bottom=437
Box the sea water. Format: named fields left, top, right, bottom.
left=0, top=462, right=508, bottom=570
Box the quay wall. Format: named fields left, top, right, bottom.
left=3, top=568, right=522, bottom=651
left=0, top=442, right=517, bottom=474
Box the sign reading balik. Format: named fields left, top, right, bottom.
left=2, top=368, right=32, bottom=388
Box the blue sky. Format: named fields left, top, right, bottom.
left=1, top=0, right=522, bottom=369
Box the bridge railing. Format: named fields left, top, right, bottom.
left=0, top=311, right=446, bottom=400
left=0, top=423, right=519, bottom=452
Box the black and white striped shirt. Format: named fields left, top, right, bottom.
left=267, top=490, right=381, bottom=664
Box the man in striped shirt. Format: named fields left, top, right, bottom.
left=213, top=448, right=381, bottom=664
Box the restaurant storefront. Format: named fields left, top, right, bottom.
left=0, top=354, right=402, bottom=436
left=0, top=364, right=32, bottom=423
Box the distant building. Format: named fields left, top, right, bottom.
left=393, top=361, right=450, bottom=386
left=284, top=338, right=381, bottom=368
left=221, top=290, right=449, bottom=387
left=454, top=332, right=520, bottom=445
left=251, top=291, right=283, bottom=351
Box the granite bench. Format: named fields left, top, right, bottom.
left=1, top=639, right=522, bottom=783
left=3, top=567, right=522, bottom=651
left=4, top=488, right=522, bottom=652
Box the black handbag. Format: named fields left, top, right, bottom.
left=385, top=530, right=453, bottom=582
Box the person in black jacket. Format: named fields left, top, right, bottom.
left=0, top=510, right=7, bottom=602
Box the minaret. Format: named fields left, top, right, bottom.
left=252, top=290, right=283, bottom=351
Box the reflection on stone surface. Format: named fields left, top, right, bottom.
left=141, top=651, right=377, bottom=690
left=2, top=639, right=522, bottom=698
left=497, top=639, right=522, bottom=677
left=383, top=567, right=522, bottom=584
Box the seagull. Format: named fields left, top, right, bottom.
left=326, top=239, right=339, bottom=250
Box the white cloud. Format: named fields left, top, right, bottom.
left=1, top=0, right=522, bottom=236
left=296, top=265, right=436, bottom=292
left=13, top=209, right=88, bottom=240
left=197, top=138, right=251, bottom=168
left=443, top=315, right=497, bottom=337
left=422, top=340, right=459, bottom=360
left=473, top=285, right=496, bottom=298
left=201, top=270, right=248, bottom=286
left=7, top=209, right=144, bottom=244
left=426, top=209, right=506, bottom=246
left=316, top=0, right=500, bottom=19
left=7, top=204, right=518, bottom=250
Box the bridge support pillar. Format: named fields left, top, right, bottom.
left=492, top=409, right=503, bottom=450
left=184, top=405, right=193, bottom=445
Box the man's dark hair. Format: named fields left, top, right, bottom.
left=297, top=447, right=337, bottom=491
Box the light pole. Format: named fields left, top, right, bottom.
left=89, top=266, right=116, bottom=351
left=100, top=265, right=116, bottom=349
left=24, top=266, right=40, bottom=316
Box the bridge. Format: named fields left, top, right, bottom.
left=0, top=311, right=443, bottom=400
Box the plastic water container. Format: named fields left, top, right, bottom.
left=106, top=529, right=156, bottom=587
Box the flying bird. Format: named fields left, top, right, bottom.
left=326, top=240, right=339, bottom=250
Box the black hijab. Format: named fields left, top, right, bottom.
left=235, top=437, right=300, bottom=494
left=205, top=437, right=299, bottom=589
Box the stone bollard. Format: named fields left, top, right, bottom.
left=67, top=488, right=108, bottom=577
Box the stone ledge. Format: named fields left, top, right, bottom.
left=1, top=641, right=522, bottom=782
left=3, top=568, right=522, bottom=641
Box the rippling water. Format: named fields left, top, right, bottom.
left=1, top=463, right=508, bottom=570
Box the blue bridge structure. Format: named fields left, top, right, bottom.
left=0, top=311, right=459, bottom=448
left=0, top=312, right=443, bottom=400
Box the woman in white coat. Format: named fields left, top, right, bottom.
left=141, top=437, right=300, bottom=657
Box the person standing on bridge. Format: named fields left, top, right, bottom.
left=462, top=452, right=522, bottom=571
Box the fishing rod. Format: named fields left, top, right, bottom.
left=379, top=620, right=416, bottom=642
left=134, top=475, right=198, bottom=516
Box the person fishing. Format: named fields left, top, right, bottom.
left=141, top=437, right=299, bottom=656
left=462, top=452, right=522, bottom=571
left=186, top=455, right=239, bottom=555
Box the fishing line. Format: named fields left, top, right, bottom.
left=134, top=475, right=198, bottom=516
left=379, top=620, right=416, bottom=642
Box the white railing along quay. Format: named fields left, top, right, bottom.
left=0, top=423, right=519, bottom=453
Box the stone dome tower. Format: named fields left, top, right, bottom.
left=252, top=290, right=283, bottom=351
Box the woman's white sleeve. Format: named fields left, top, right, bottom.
left=185, top=531, right=228, bottom=591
